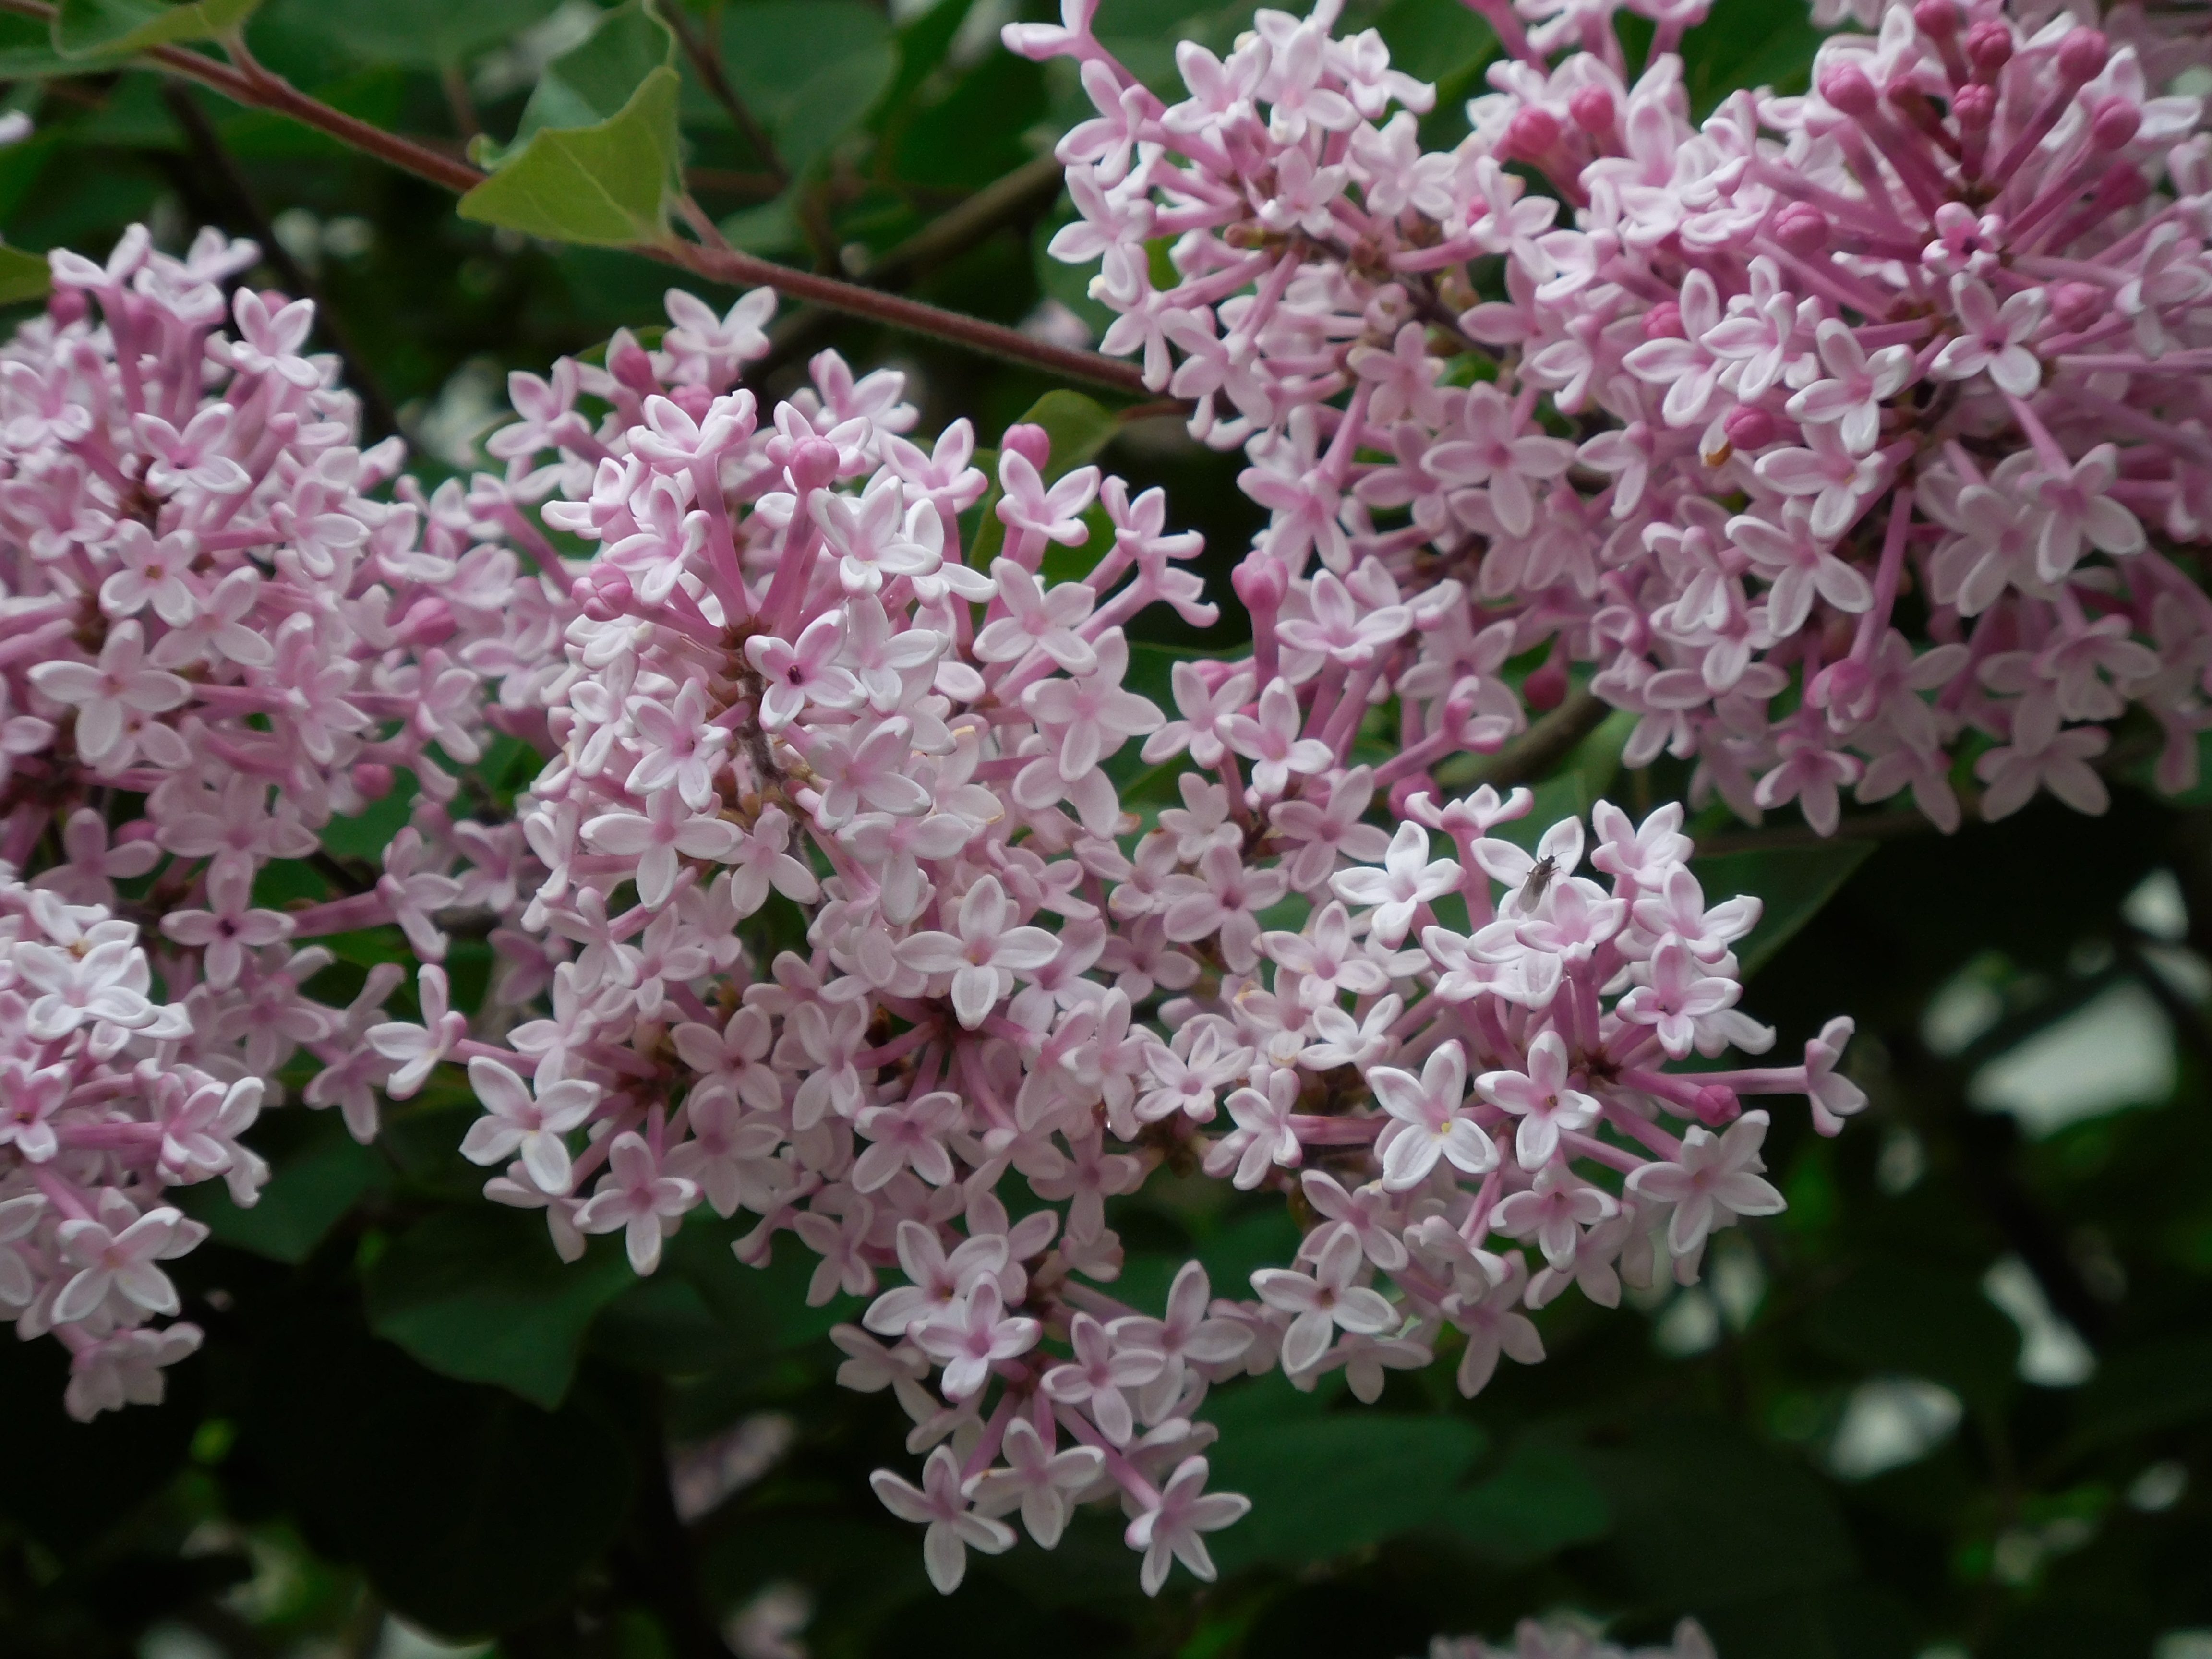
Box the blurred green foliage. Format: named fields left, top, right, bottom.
left=0, top=3, right=2206, bottom=1659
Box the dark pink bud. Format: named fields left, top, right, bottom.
left=2046, top=280, right=2105, bottom=332
left=351, top=763, right=395, bottom=802
left=1523, top=655, right=1569, bottom=712
left=670, top=384, right=717, bottom=421
left=1912, top=0, right=1959, bottom=38
left=2090, top=98, right=2141, bottom=150
left=48, top=287, right=88, bottom=327
left=1001, top=422, right=1052, bottom=473
left=607, top=331, right=659, bottom=395
left=2057, top=27, right=2108, bottom=83
left=1723, top=405, right=1779, bottom=451
left=2096, top=162, right=2151, bottom=212
left=114, top=818, right=158, bottom=848
left=1951, top=82, right=1996, bottom=128
left=1964, top=21, right=2013, bottom=74
left=1231, top=551, right=1289, bottom=613
left=1773, top=202, right=1831, bottom=254
left=1695, top=1084, right=1742, bottom=1123
left=1642, top=301, right=1684, bottom=340
left=1569, top=86, right=1616, bottom=136
left=1505, top=107, right=1562, bottom=158
left=787, top=436, right=842, bottom=494
left=1818, top=65, right=1880, bottom=116
left=572, top=568, right=633, bottom=622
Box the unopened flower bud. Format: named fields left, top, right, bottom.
left=1964, top=21, right=2012, bottom=75
left=2056, top=27, right=2108, bottom=84
left=1818, top=64, right=1880, bottom=117
left=1568, top=86, right=1616, bottom=136
left=352, top=762, right=395, bottom=801
left=2046, top=280, right=2106, bottom=333
left=1952, top=82, right=1996, bottom=128
left=1774, top=202, right=1831, bottom=253
left=1505, top=107, right=1562, bottom=159
left=1001, top=422, right=1053, bottom=473
left=1723, top=405, right=1779, bottom=452
left=1912, top=0, right=1959, bottom=38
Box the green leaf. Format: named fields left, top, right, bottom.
left=246, top=1301, right=632, bottom=1636
left=1202, top=1376, right=1488, bottom=1571
left=1692, top=839, right=1875, bottom=979
left=1436, top=1435, right=1612, bottom=1565
left=365, top=1206, right=637, bottom=1409
left=457, top=65, right=682, bottom=248
left=719, top=0, right=895, bottom=176
left=53, top=0, right=263, bottom=57
left=0, top=243, right=48, bottom=305
left=179, top=1112, right=388, bottom=1265
left=314, top=0, right=563, bottom=72
left=1807, top=1259, right=2021, bottom=1415
left=2069, top=1334, right=2212, bottom=1449
left=507, top=0, right=675, bottom=154
left=1583, top=1416, right=1855, bottom=1605
left=1682, top=0, right=1824, bottom=114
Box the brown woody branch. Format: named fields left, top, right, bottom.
left=0, top=0, right=1151, bottom=396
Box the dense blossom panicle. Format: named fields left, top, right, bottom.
left=0, top=228, right=535, bottom=1412
left=285, top=255, right=1848, bottom=1589
left=1030, top=0, right=2212, bottom=833
left=3, top=220, right=1867, bottom=1581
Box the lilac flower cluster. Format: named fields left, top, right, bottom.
left=0, top=228, right=547, bottom=1413
left=1022, top=0, right=2212, bottom=832
left=366, top=277, right=1865, bottom=1593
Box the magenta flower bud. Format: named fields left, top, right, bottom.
left=1912, top=0, right=1959, bottom=38
left=1642, top=301, right=1684, bottom=340
left=114, top=818, right=159, bottom=848
left=1952, top=82, right=1997, bottom=128
left=1568, top=86, right=1616, bottom=136
left=351, top=762, right=395, bottom=801
left=608, top=332, right=659, bottom=394
left=1723, top=404, right=1779, bottom=452
left=572, top=569, right=631, bottom=622
left=787, top=435, right=843, bottom=494
left=1818, top=64, right=1880, bottom=117
left=1231, top=550, right=1289, bottom=613
left=2046, top=280, right=2106, bottom=332
left=1773, top=202, right=1831, bottom=254
left=2089, top=97, right=2141, bottom=150
left=1524, top=654, right=1569, bottom=712
left=1001, top=422, right=1053, bottom=473
left=1505, top=107, right=1562, bottom=158
left=669, top=384, right=718, bottom=421
left=49, top=286, right=87, bottom=327
left=1695, top=1084, right=1741, bottom=1123
left=2057, top=27, right=2108, bottom=83
left=1964, top=21, right=2013, bottom=74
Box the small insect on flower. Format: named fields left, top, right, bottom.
left=1512, top=854, right=1559, bottom=916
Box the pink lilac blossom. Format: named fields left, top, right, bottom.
left=1025, top=0, right=2212, bottom=834
left=399, top=260, right=1858, bottom=1588
left=0, top=228, right=548, bottom=1412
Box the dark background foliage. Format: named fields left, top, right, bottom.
left=1, top=2, right=2208, bottom=1657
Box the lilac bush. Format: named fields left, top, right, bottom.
left=4, top=0, right=2207, bottom=1614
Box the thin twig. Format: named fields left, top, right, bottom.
left=1454, top=685, right=1614, bottom=792
left=157, top=77, right=401, bottom=438
left=759, top=150, right=1075, bottom=374
left=0, top=2, right=1154, bottom=395
left=654, top=0, right=787, bottom=188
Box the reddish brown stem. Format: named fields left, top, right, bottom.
left=0, top=0, right=1153, bottom=396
